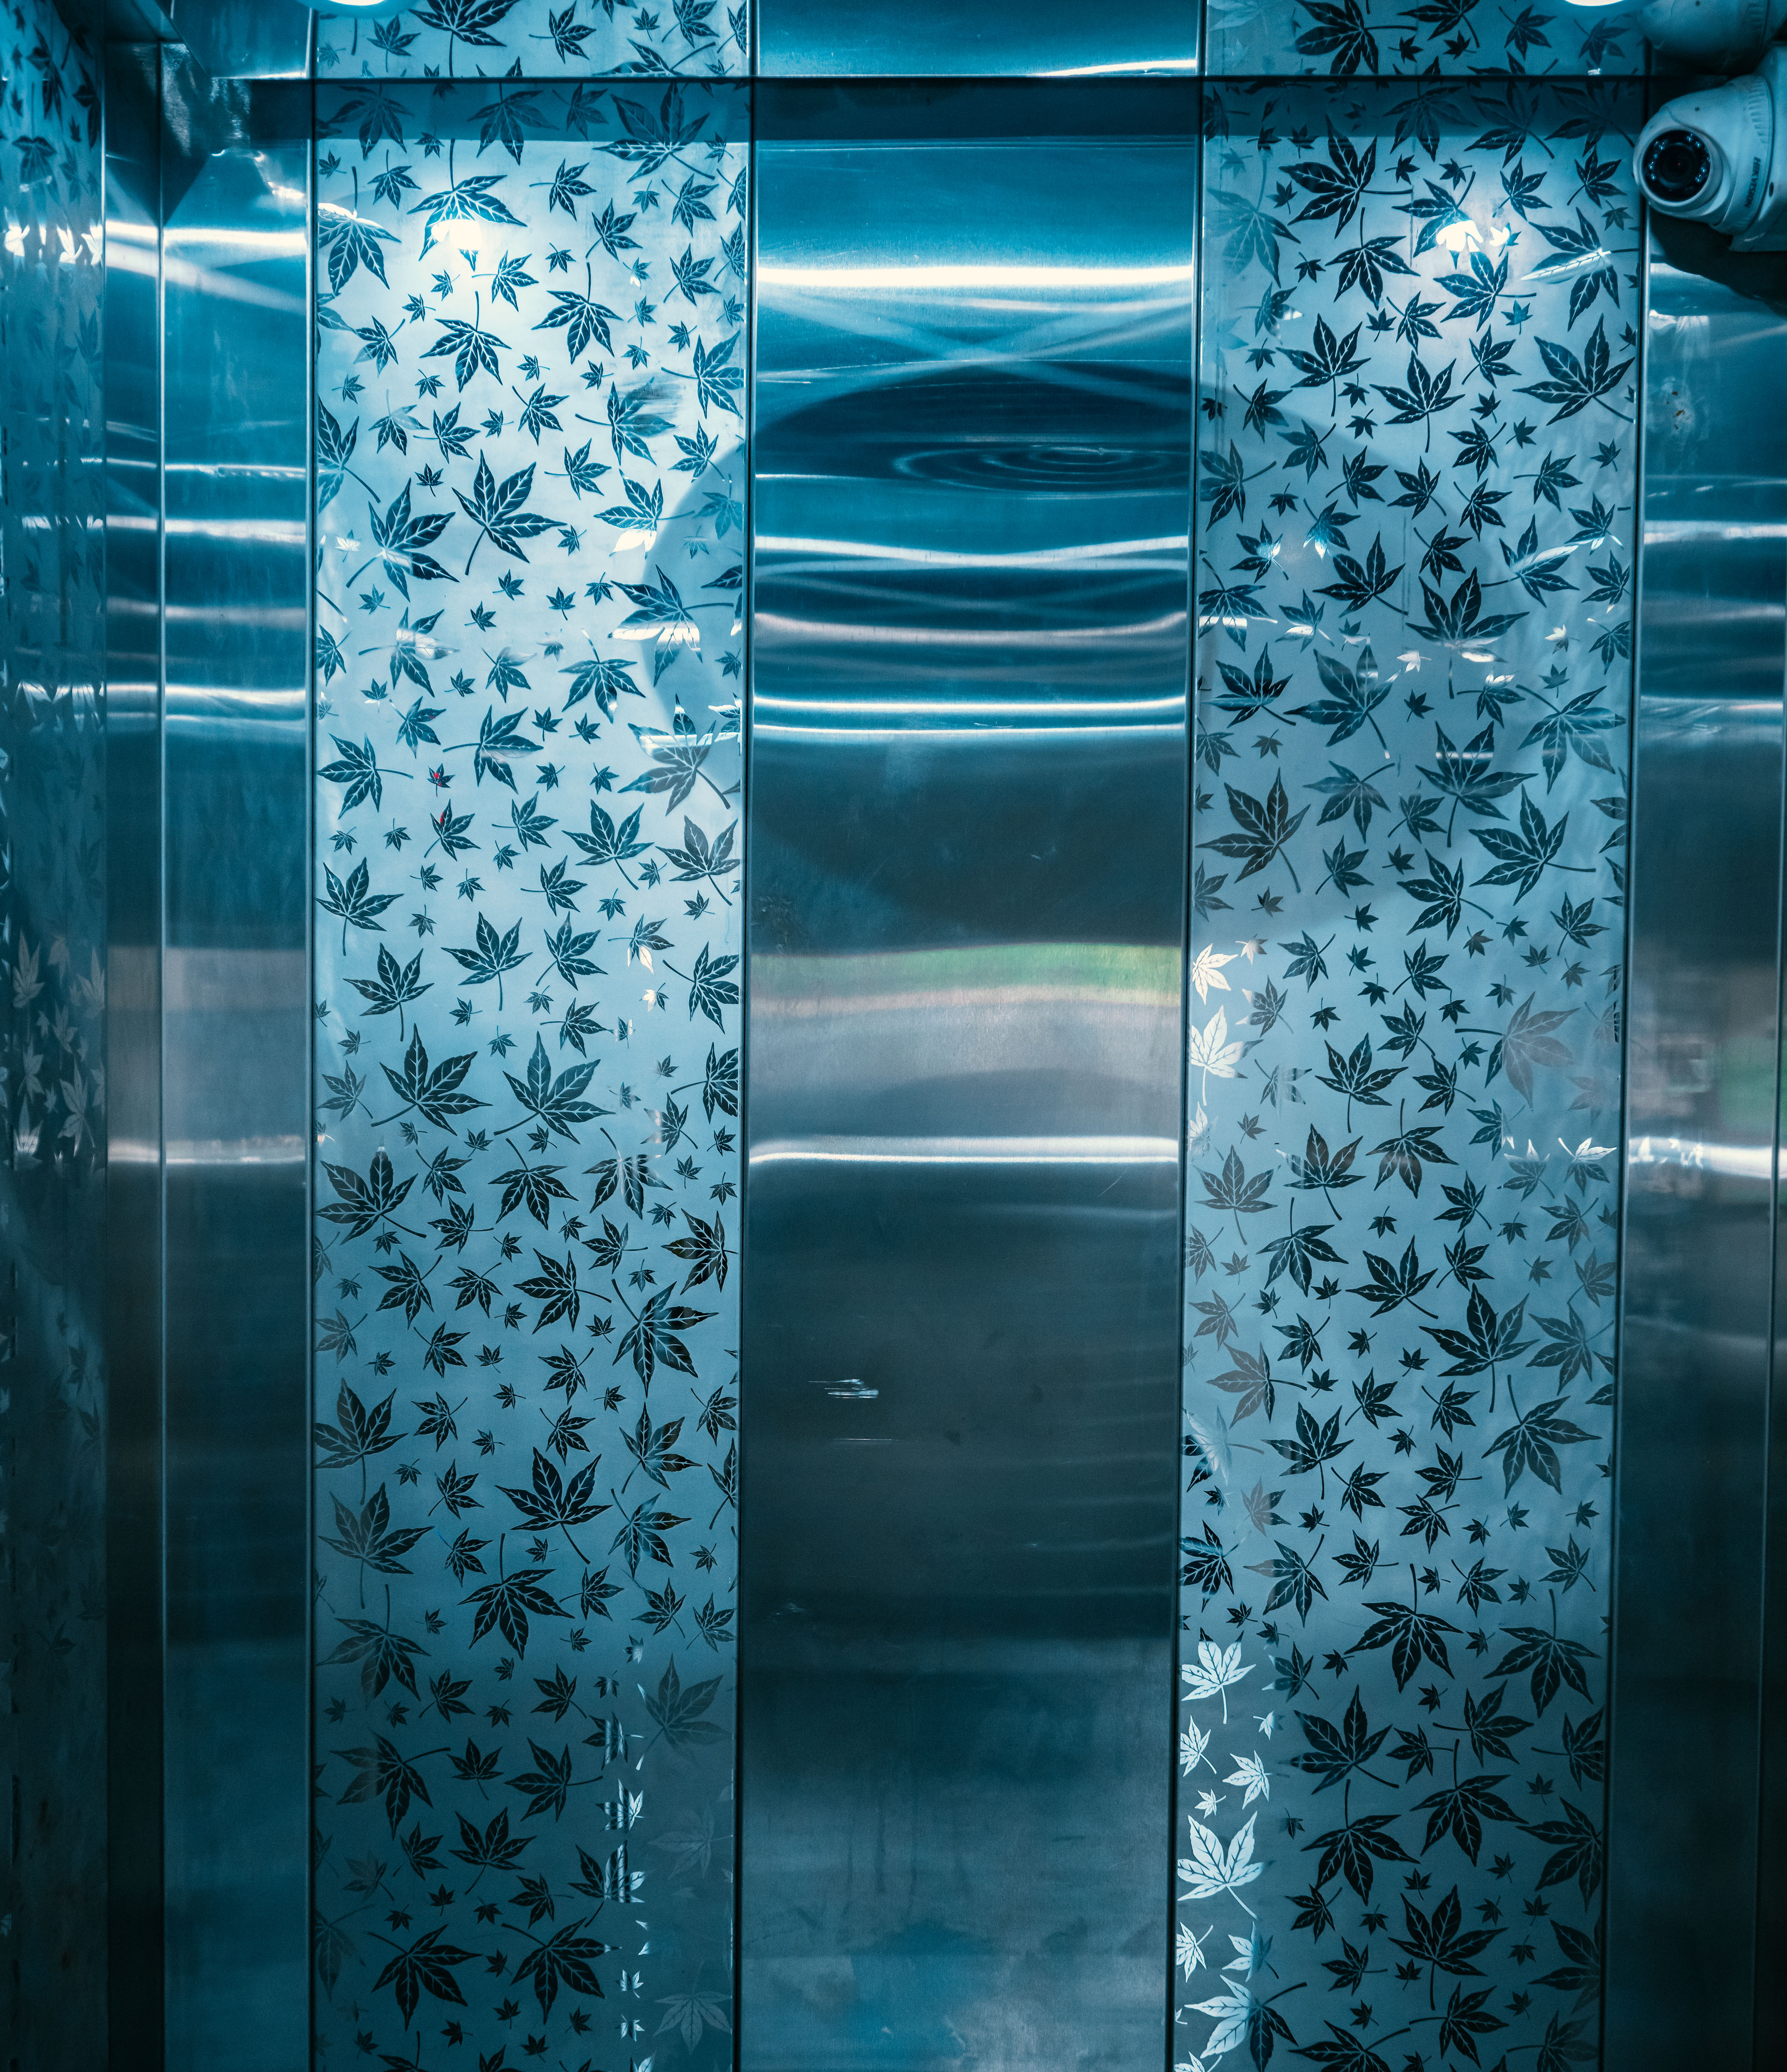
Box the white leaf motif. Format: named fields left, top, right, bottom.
left=1181, top=1639, right=1254, bottom=1721
left=1187, top=1101, right=1211, bottom=1158
left=1188, top=1007, right=1244, bottom=1097
left=1191, top=944, right=1237, bottom=1003
left=1178, top=1810, right=1265, bottom=1903
left=13, top=937, right=42, bottom=1010
left=1189, top=1982, right=1255, bottom=2057
left=1224, top=1751, right=1270, bottom=1806
left=1188, top=1406, right=1238, bottom=1485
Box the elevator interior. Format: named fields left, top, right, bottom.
left=5, top=2, right=1787, bottom=2068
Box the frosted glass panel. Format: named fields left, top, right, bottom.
left=310, top=79, right=746, bottom=2068
left=1203, top=1, right=1643, bottom=73
left=1178, top=77, right=1640, bottom=2072
left=313, top=2, right=748, bottom=79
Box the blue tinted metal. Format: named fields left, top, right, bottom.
left=741, top=82, right=1194, bottom=2072
left=0, top=0, right=110, bottom=2056
left=1606, top=220, right=1787, bottom=2067
left=158, top=63, right=311, bottom=2067
left=165, top=0, right=311, bottom=79
left=104, top=38, right=168, bottom=2067
left=758, top=0, right=1197, bottom=77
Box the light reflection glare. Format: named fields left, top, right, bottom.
left=1629, top=1137, right=1776, bottom=1181
left=754, top=693, right=1183, bottom=719
left=750, top=1134, right=1179, bottom=1168
left=761, top=262, right=1196, bottom=293
left=757, top=534, right=1187, bottom=569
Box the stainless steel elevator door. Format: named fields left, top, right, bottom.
left=741, top=85, right=1194, bottom=2072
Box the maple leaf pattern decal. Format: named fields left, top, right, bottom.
left=1, top=0, right=108, bottom=2054
left=311, top=80, right=743, bottom=2068
left=1178, top=79, right=1636, bottom=2072
left=1210, top=0, right=1645, bottom=78
left=314, top=0, right=748, bottom=84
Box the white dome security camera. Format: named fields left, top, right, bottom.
left=1568, top=0, right=1787, bottom=68
left=1634, top=46, right=1787, bottom=244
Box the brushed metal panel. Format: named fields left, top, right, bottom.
left=1607, top=220, right=1787, bottom=2066
left=1, top=7, right=111, bottom=2062
left=104, top=41, right=166, bottom=2069
left=166, top=0, right=311, bottom=79
left=757, top=0, right=1198, bottom=78
left=741, top=83, right=1194, bottom=2072
left=158, top=66, right=310, bottom=2069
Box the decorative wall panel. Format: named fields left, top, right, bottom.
left=0, top=0, right=108, bottom=2056
left=1177, top=78, right=1639, bottom=2072
left=1203, top=2, right=1644, bottom=76
left=313, top=1, right=748, bottom=81
left=311, top=79, right=745, bottom=2069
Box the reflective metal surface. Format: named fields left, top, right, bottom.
left=757, top=0, right=1198, bottom=78
left=104, top=41, right=167, bottom=2069
left=166, top=0, right=311, bottom=80
left=741, top=83, right=1193, bottom=2072
left=158, top=62, right=310, bottom=2068
left=1, top=4, right=110, bottom=2060
left=1607, top=220, right=1787, bottom=2065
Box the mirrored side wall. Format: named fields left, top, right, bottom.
left=1, top=1, right=107, bottom=2057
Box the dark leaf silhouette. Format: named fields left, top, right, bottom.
left=1485, top=1392, right=1595, bottom=1494
left=644, top=1655, right=727, bottom=1749
left=373, top=1926, right=474, bottom=2027
left=1519, top=318, right=1633, bottom=422
left=1207, top=775, right=1310, bottom=886
left=1288, top=1687, right=1389, bottom=1793
left=463, top=1567, right=566, bottom=1656
left=1392, top=1884, right=1504, bottom=1981
left=1415, top=1771, right=1521, bottom=1863
left=512, top=1916, right=609, bottom=2014
left=614, top=1285, right=714, bottom=1389
left=1303, top=1810, right=1414, bottom=1901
